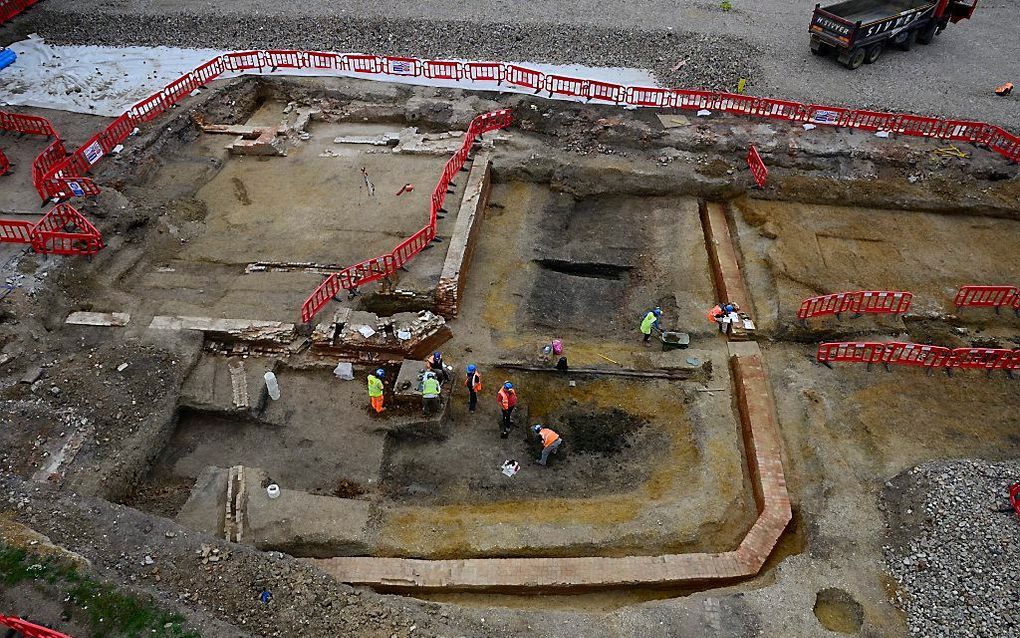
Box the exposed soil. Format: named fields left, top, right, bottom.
left=1, top=73, right=1018, bottom=637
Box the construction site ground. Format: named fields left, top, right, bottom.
left=0, top=71, right=1018, bottom=638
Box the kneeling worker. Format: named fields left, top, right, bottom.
left=532, top=424, right=562, bottom=466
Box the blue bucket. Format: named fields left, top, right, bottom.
left=0, top=49, right=17, bottom=72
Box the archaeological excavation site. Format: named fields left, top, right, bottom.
left=1, top=35, right=1019, bottom=638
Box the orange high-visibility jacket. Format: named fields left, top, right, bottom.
left=707, top=304, right=723, bottom=323
left=465, top=371, right=482, bottom=392
left=497, top=387, right=517, bottom=409
left=539, top=428, right=560, bottom=448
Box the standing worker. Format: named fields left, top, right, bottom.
left=422, top=371, right=442, bottom=416
left=640, top=307, right=662, bottom=346
left=497, top=381, right=518, bottom=438
left=532, top=424, right=562, bottom=466
left=464, top=364, right=482, bottom=414
left=367, top=368, right=386, bottom=414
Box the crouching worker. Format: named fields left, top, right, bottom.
left=532, top=424, right=562, bottom=466
left=422, top=371, right=442, bottom=416
left=708, top=302, right=740, bottom=334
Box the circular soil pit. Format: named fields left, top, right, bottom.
left=813, top=588, right=864, bottom=634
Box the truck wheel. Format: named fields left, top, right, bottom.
left=844, top=48, right=866, bottom=70
left=917, top=21, right=938, bottom=44
left=895, top=29, right=917, bottom=51
left=865, top=43, right=884, bottom=64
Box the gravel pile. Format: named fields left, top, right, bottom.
left=22, top=11, right=760, bottom=92
left=882, top=459, right=1020, bottom=638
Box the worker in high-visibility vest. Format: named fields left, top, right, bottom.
left=464, top=364, right=482, bottom=414
left=367, top=368, right=385, bottom=414
left=497, top=381, right=518, bottom=438
left=640, top=307, right=662, bottom=346
left=422, top=371, right=442, bottom=416
left=532, top=424, right=562, bottom=466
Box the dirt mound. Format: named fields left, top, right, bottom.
left=558, top=408, right=647, bottom=457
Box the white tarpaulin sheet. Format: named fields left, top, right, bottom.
left=0, top=35, right=659, bottom=117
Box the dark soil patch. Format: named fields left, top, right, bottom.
left=333, top=479, right=366, bottom=499
left=556, top=408, right=647, bottom=457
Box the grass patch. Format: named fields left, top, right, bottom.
left=0, top=541, right=199, bottom=638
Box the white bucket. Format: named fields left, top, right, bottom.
left=266, top=484, right=281, bottom=499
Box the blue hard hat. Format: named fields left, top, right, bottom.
left=532, top=424, right=543, bottom=433
left=503, top=381, right=513, bottom=390
left=654, top=307, right=662, bottom=316
left=434, top=351, right=441, bottom=358
left=375, top=368, right=385, bottom=377
left=467, top=364, right=476, bottom=373
left=724, top=304, right=735, bottom=313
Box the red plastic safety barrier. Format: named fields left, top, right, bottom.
left=747, top=145, right=767, bottom=188
left=465, top=62, right=504, bottom=83
left=422, top=59, right=463, bottom=81
left=546, top=74, right=588, bottom=99
left=944, top=347, right=1014, bottom=372
left=507, top=65, right=543, bottom=91
left=588, top=80, right=625, bottom=103
left=343, top=54, right=383, bottom=75
left=1010, top=483, right=1020, bottom=517
left=819, top=341, right=1019, bottom=376
left=816, top=341, right=886, bottom=365
left=300, top=108, right=513, bottom=323
left=266, top=50, right=308, bottom=69
left=797, top=291, right=858, bottom=319
left=0, top=110, right=56, bottom=137
left=853, top=290, right=912, bottom=314
left=0, top=615, right=73, bottom=638
left=0, top=149, right=9, bottom=175
left=0, top=204, right=102, bottom=256
left=1, top=0, right=40, bottom=24
left=880, top=342, right=953, bottom=370
left=953, top=285, right=1018, bottom=309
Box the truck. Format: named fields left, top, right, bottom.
left=809, top=0, right=978, bottom=69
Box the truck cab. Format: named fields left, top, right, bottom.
left=810, top=0, right=978, bottom=69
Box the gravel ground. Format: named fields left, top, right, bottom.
left=883, top=459, right=1020, bottom=638
left=4, top=0, right=1018, bottom=128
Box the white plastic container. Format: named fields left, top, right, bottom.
left=266, top=484, right=281, bottom=499
left=264, top=371, right=281, bottom=400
